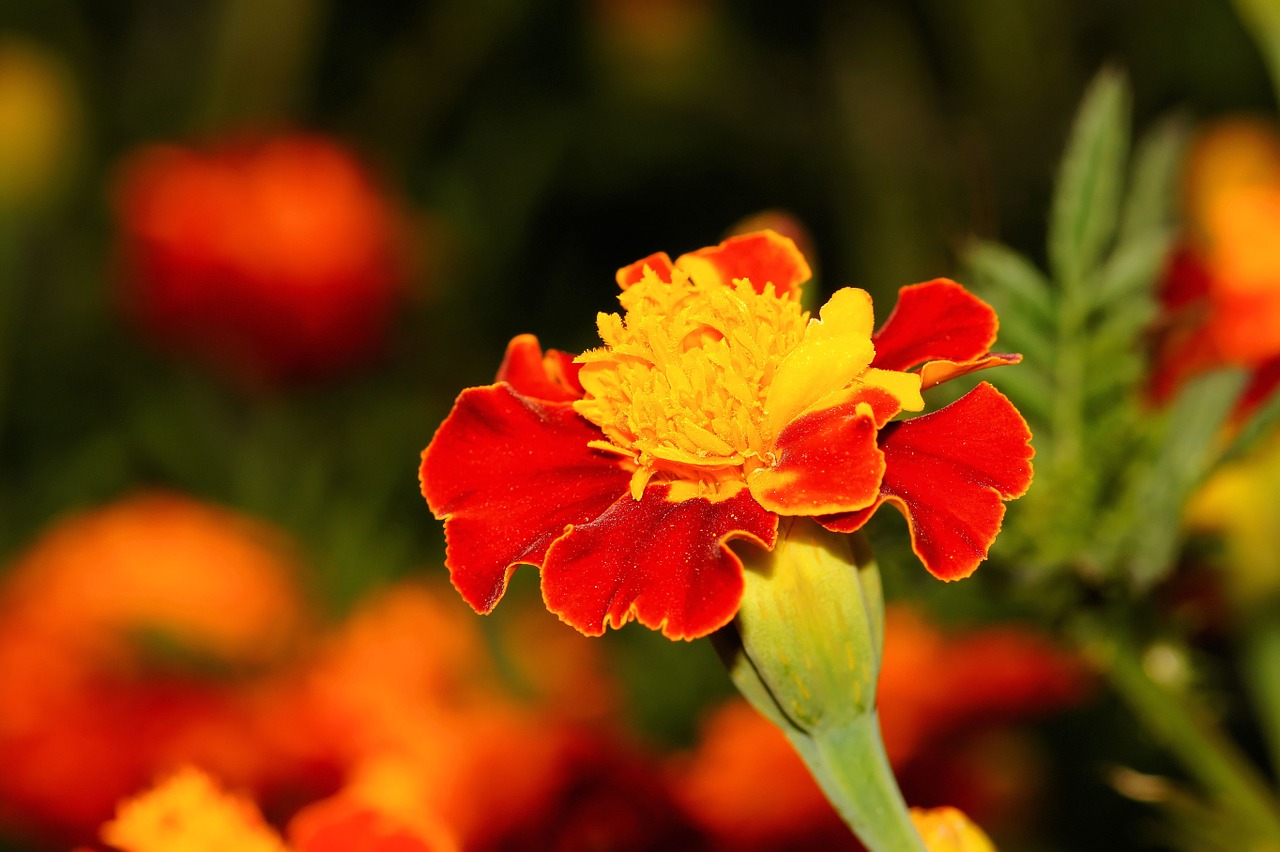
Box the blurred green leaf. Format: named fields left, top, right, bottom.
left=962, top=239, right=1056, bottom=363
left=965, top=238, right=1057, bottom=320
left=1235, top=0, right=1280, bottom=107
left=1119, top=116, right=1190, bottom=244
left=1048, top=68, right=1131, bottom=290
left=1220, top=380, right=1280, bottom=463
left=1120, top=370, right=1246, bottom=589
left=1092, top=229, right=1175, bottom=308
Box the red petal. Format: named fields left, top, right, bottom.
left=749, top=401, right=884, bottom=516
left=495, top=334, right=584, bottom=401
left=616, top=251, right=676, bottom=288
left=420, top=384, right=630, bottom=613
left=871, top=279, right=999, bottom=373
left=822, top=383, right=1033, bottom=580
left=676, top=231, right=811, bottom=299
left=541, top=487, right=778, bottom=640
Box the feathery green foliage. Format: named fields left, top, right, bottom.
left=964, top=70, right=1219, bottom=590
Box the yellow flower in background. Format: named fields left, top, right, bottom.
left=101, top=767, right=288, bottom=852
left=0, top=38, right=78, bottom=212
left=1187, top=433, right=1280, bottom=605
left=909, top=806, right=997, bottom=852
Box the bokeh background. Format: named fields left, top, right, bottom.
left=1, top=1, right=1278, bottom=850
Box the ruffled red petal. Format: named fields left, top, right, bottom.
left=749, top=400, right=884, bottom=516
left=871, top=279, right=999, bottom=374
left=420, top=384, right=631, bottom=613
left=541, top=487, right=778, bottom=640
left=821, top=383, right=1033, bottom=580
left=495, top=334, right=584, bottom=401
left=616, top=251, right=676, bottom=288
left=676, top=231, right=811, bottom=299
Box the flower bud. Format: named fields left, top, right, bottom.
left=721, top=516, right=883, bottom=734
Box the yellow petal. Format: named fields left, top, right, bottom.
left=764, top=288, right=876, bottom=437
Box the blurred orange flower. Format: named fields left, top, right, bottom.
left=0, top=494, right=325, bottom=843
left=293, top=582, right=702, bottom=851
left=1153, top=117, right=1280, bottom=412
left=101, top=767, right=444, bottom=852
left=113, top=134, right=406, bottom=383
left=2, top=492, right=304, bottom=666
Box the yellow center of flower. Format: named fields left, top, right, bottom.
left=575, top=266, right=815, bottom=502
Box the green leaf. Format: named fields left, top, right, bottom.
left=1219, top=379, right=1280, bottom=463
left=1091, top=228, right=1175, bottom=308
left=1235, top=0, right=1280, bottom=108
left=964, top=239, right=1056, bottom=322
left=963, top=239, right=1056, bottom=364
left=1048, top=69, right=1132, bottom=291
left=1119, top=115, right=1190, bottom=244
left=1088, top=292, right=1159, bottom=354
left=1122, top=370, right=1247, bottom=588
left=986, top=365, right=1054, bottom=424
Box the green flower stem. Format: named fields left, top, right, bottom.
left=1080, top=617, right=1280, bottom=840
left=717, top=520, right=925, bottom=852
left=795, top=714, right=927, bottom=852
left=1241, top=615, right=1280, bottom=779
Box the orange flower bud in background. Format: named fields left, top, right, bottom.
left=0, top=37, right=79, bottom=213
left=113, top=135, right=407, bottom=383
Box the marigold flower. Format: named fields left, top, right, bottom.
left=1153, top=118, right=1280, bottom=410
left=421, top=230, right=1033, bottom=639
left=114, top=135, right=406, bottom=382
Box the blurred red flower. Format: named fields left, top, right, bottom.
left=289, top=582, right=705, bottom=851
left=1153, top=118, right=1280, bottom=413
left=421, top=230, right=1033, bottom=640
left=113, top=135, right=406, bottom=383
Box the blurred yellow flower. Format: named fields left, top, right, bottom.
left=909, top=806, right=997, bottom=852
left=101, top=767, right=288, bottom=852
left=0, top=38, right=78, bottom=212
left=1187, top=433, right=1280, bottom=605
